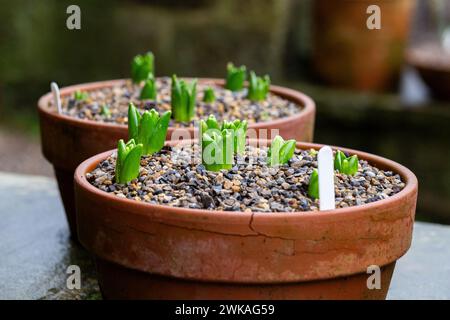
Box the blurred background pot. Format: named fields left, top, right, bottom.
left=406, top=0, right=450, bottom=100
left=312, top=0, right=416, bottom=92
left=74, top=140, right=418, bottom=300
left=406, top=44, right=450, bottom=100
left=38, top=79, right=315, bottom=240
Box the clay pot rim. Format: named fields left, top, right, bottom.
left=37, top=78, right=315, bottom=132
left=406, top=49, right=450, bottom=73
left=74, top=139, right=418, bottom=220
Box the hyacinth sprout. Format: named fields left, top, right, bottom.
left=203, top=87, right=216, bottom=103
left=131, top=52, right=154, bottom=84
left=139, top=74, right=157, bottom=100
left=74, top=90, right=88, bottom=101
left=128, top=103, right=171, bottom=156
left=247, top=71, right=270, bottom=101
left=308, top=169, right=319, bottom=199
left=115, top=139, right=143, bottom=184
left=201, top=128, right=234, bottom=172
left=200, top=115, right=247, bottom=156
left=334, top=150, right=359, bottom=175
left=267, top=135, right=296, bottom=166
left=171, top=75, right=197, bottom=122
left=225, top=63, right=247, bottom=91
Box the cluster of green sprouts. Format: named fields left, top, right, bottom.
left=115, top=139, right=143, bottom=184
left=131, top=52, right=158, bottom=101
left=127, top=53, right=273, bottom=123
left=74, top=90, right=88, bottom=101
left=114, top=109, right=360, bottom=204
left=203, top=87, right=216, bottom=103
left=307, top=150, right=359, bottom=199
left=199, top=122, right=297, bottom=172
left=334, top=150, right=359, bottom=175
left=247, top=71, right=270, bottom=102
left=171, top=75, right=197, bottom=122
left=115, top=104, right=171, bottom=184
left=140, top=74, right=157, bottom=100
left=112, top=53, right=286, bottom=185
left=200, top=115, right=248, bottom=171
left=225, top=63, right=271, bottom=101
left=100, top=104, right=111, bottom=117
left=131, top=52, right=154, bottom=84
left=128, top=103, right=171, bottom=155
left=226, top=63, right=247, bottom=91
left=74, top=54, right=273, bottom=127
left=267, top=135, right=296, bottom=166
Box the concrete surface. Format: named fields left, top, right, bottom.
left=0, top=129, right=53, bottom=177
left=0, top=172, right=449, bottom=300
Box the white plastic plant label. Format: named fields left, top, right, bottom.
left=318, top=146, right=336, bottom=211
left=50, top=82, right=62, bottom=114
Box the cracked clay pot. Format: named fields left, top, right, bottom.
left=38, top=79, right=315, bottom=241
left=74, top=140, right=417, bottom=300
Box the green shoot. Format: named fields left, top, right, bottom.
left=308, top=169, right=319, bottom=199
left=334, top=150, right=359, bottom=175
left=131, top=52, right=154, bottom=84
left=171, top=75, right=197, bottom=122
left=128, top=103, right=171, bottom=155
left=267, top=135, right=296, bottom=166
left=247, top=71, right=270, bottom=101
left=203, top=87, right=216, bottom=103
left=225, top=63, right=246, bottom=91
left=100, top=104, right=111, bottom=117
left=74, top=90, right=88, bottom=101
left=115, top=139, right=143, bottom=184
left=201, top=128, right=234, bottom=172
left=200, top=115, right=247, bottom=155
left=139, top=74, right=157, bottom=100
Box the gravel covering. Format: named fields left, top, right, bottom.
left=57, top=78, right=302, bottom=127
left=87, top=145, right=406, bottom=212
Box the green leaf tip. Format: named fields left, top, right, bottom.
left=115, top=138, right=143, bottom=184
left=308, top=169, right=319, bottom=199
left=127, top=103, right=171, bottom=156
left=100, top=104, right=111, bottom=117
left=131, top=52, right=154, bottom=84
left=203, top=87, right=216, bottom=103
left=200, top=114, right=220, bottom=135
left=171, top=75, right=197, bottom=122
left=225, top=62, right=247, bottom=91
left=334, top=150, right=359, bottom=175
left=139, top=74, right=157, bottom=100
left=247, top=71, right=270, bottom=101
left=267, top=135, right=296, bottom=166
left=74, top=90, right=88, bottom=101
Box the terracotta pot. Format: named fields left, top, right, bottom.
left=38, top=79, right=315, bottom=240
left=74, top=140, right=418, bottom=300
left=312, top=0, right=415, bottom=92
left=406, top=47, right=450, bottom=101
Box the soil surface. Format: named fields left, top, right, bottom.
left=53, top=78, right=302, bottom=127
left=87, top=145, right=405, bottom=212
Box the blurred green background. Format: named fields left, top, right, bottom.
left=0, top=0, right=449, bottom=223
